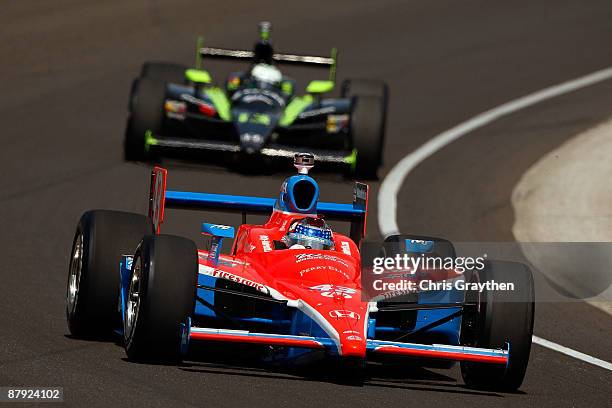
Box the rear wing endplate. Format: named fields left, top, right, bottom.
left=148, top=167, right=167, bottom=234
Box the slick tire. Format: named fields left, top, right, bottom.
left=343, top=78, right=388, bottom=165
left=140, top=61, right=187, bottom=84
left=349, top=94, right=386, bottom=180
left=124, top=77, right=166, bottom=162
left=124, top=234, right=198, bottom=362
left=341, top=78, right=388, bottom=101
left=66, top=210, right=152, bottom=338
left=460, top=261, right=535, bottom=391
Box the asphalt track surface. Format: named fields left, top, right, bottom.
left=1, top=1, right=611, bottom=407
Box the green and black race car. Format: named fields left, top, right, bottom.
left=124, top=22, right=387, bottom=178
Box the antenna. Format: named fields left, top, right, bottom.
left=294, top=153, right=315, bottom=175
left=259, top=21, right=272, bottom=41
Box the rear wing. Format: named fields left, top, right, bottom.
left=148, top=167, right=368, bottom=244
left=198, top=46, right=338, bottom=82
left=199, top=46, right=335, bottom=66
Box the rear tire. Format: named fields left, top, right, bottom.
left=140, top=61, right=187, bottom=84
left=344, top=79, right=388, bottom=168
left=460, top=261, right=535, bottom=391
left=66, top=210, right=152, bottom=338
left=124, top=77, right=166, bottom=162
left=124, top=234, right=198, bottom=362
left=341, top=79, right=388, bottom=101
left=349, top=95, right=386, bottom=179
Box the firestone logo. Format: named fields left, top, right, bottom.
left=260, top=235, right=272, bottom=252
left=200, top=266, right=269, bottom=294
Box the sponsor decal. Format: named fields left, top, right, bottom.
left=211, top=224, right=232, bottom=230
left=295, top=253, right=349, bottom=267
left=346, top=335, right=363, bottom=341
left=241, top=133, right=264, bottom=144
left=124, top=256, right=133, bottom=271
left=325, top=114, right=349, bottom=133
left=309, top=284, right=356, bottom=299
left=150, top=169, right=165, bottom=231
left=298, top=106, right=336, bottom=119
left=164, top=100, right=187, bottom=119
left=298, top=265, right=350, bottom=279
left=340, top=241, right=351, bottom=255
left=242, top=94, right=274, bottom=105
left=260, top=235, right=272, bottom=252
left=371, top=289, right=416, bottom=301
left=179, top=93, right=214, bottom=110
left=355, top=184, right=367, bottom=201
left=329, top=310, right=360, bottom=321
left=406, top=239, right=434, bottom=253
left=199, top=266, right=269, bottom=294
left=300, top=265, right=349, bottom=279
left=343, top=330, right=360, bottom=334
left=232, top=89, right=286, bottom=107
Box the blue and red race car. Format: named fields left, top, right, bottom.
left=66, top=154, right=534, bottom=390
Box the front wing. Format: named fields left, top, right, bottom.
left=181, top=322, right=509, bottom=366
left=144, top=131, right=356, bottom=167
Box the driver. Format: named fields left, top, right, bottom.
left=250, top=63, right=283, bottom=90
left=282, top=217, right=335, bottom=250
left=226, top=22, right=294, bottom=98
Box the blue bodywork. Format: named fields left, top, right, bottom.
left=275, top=175, right=319, bottom=213
left=164, top=190, right=364, bottom=220
left=201, top=223, right=235, bottom=265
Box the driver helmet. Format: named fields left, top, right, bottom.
left=251, top=63, right=282, bottom=86
left=283, top=217, right=334, bottom=250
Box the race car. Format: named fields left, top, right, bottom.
left=124, top=22, right=387, bottom=179
left=66, top=153, right=534, bottom=390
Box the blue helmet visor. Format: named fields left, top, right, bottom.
left=286, top=232, right=333, bottom=250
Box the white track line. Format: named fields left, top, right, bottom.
left=377, top=66, right=612, bottom=369
left=378, top=66, right=612, bottom=237
left=532, top=336, right=612, bottom=371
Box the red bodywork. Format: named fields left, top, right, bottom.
left=198, top=208, right=368, bottom=357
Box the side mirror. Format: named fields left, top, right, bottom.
left=306, top=80, right=334, bottom=94
left=185, top=69, right=212, bottom=84
left=201, top=223, right=235, bottom=265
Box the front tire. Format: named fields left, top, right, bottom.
left=66, top=210, right=151, bottom=338
left=124, top=235, right=198, bottom=362
left=460, top=261, right=535, bottom=391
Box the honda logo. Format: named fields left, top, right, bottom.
left=329, top=310, right=360, bottom=320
